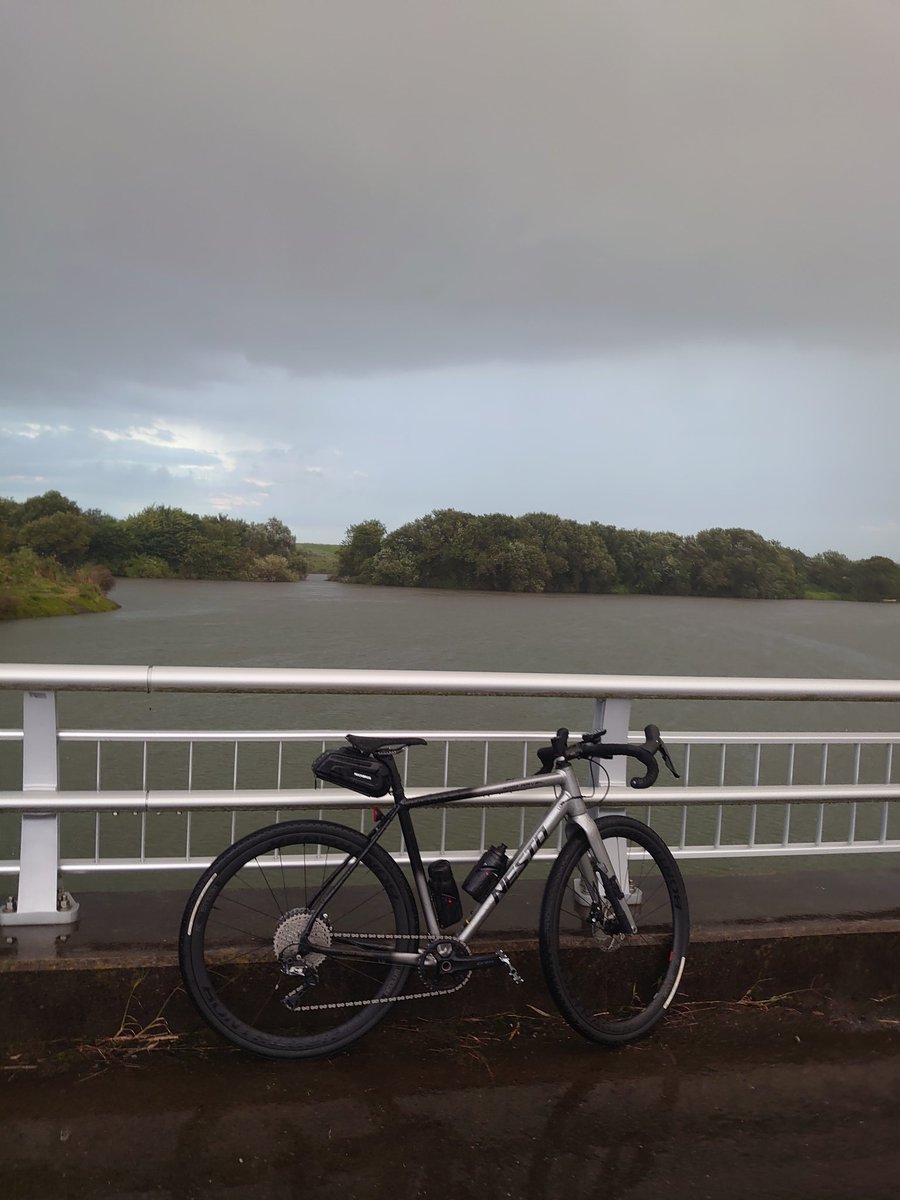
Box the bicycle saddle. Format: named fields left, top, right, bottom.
left=346, top=734, right=428, bottom=754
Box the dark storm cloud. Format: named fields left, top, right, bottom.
left=3, top=0, right=900, bottom=399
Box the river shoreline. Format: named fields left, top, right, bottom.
left=3, top=570, right=891, bottom=624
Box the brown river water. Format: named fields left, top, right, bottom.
left=0, top=577, right=898, bottom=878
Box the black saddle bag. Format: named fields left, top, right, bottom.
left=311, top=748, right=393, bottom=798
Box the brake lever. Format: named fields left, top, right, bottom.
left=642, top=723, right=680, bottom=779
left=657, top=737, right=680, bottom=779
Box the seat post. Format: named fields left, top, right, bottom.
left=382, top=753, right=407, bottom=803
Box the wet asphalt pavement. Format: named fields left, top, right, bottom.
left=3, top=1000, right=900, bottom=1200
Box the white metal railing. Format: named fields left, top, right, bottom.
left=0, top=664, right=898, bottom=925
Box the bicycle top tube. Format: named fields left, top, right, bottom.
left=400, top=766, right=571, bottom=811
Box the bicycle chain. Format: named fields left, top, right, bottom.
left=283, top=931, right=471, bottom=1013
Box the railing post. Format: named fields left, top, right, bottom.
left=592, top=697, right=632, bottom=781
left=591, top=696, right=632, bottom=892
left=0, top=690, right=78, bottom=927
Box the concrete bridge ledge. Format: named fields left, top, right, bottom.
left=1, top=915, right=898, bottom=1055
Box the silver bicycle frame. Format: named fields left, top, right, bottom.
left=431, top=761, right=637, bottom=944
left=296, top=761, right=638, bottom=969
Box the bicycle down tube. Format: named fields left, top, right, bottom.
left=423, top=764, right=632, bottom=943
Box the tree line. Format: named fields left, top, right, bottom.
left=335, top=510, right=900, bottom=602
left=0, top=491, right=309, bottom=584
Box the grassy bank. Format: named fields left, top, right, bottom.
left=0, top=551, right=118, bottom=620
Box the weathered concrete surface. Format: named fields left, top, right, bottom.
left=2, top=875, right=900, bottom=1199
left=2, top=1002, right=900, bottom=1200
left=1, top=861, right=899, bottom=1050
left=1, top=917, right=900, bottom=1053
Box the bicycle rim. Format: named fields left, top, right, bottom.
left=179, top=820, right=418, bottom=1059
left=539, top=815, right=689, bottom=1045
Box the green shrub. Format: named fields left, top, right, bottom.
left=121, top=554, right=173, bottom=579
left=250, top=554, right=299, bottom=582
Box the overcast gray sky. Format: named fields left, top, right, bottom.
left=2, top=1, right=899, bottom=557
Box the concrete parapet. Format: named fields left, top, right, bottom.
left=2, top=916, right=898, bottom=1054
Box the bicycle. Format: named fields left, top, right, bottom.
left=179, top=725, right=689, bottom=1059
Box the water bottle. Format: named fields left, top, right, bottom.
left=462, top=844, right=509, bottom=901
left=427, top=859, right=462, bottom=927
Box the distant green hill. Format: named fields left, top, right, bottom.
left=297, top=543, right=340, bottom=574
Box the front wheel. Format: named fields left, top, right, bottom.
left=179, top=820, right=419, bottom=1059
left=539, top=815, right=689, bottom=1045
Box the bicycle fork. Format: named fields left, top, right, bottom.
left=567, top=810, right=639, bottom=936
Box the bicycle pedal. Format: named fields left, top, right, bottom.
left=497, top=951, right=524, bottom=985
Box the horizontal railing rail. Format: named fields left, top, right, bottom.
left=0, top=664, right=898, bottom=924
left=2, top=662, right=900, bottom=700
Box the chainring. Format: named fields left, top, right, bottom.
left=417, top=936, right=472, bottom=991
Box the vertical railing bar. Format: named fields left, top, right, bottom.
left=522, top=740, right=529, bottom=776
left=482, top=741, right=489, bottom=786
left=679, top=804, right=688, bottom=850
left=402, top=748, right=409, bottom=788
left=95, top=740, right=101, bottom=791
left=714, top=804, right=723, bottom=849
left=885, top=743, right=894, bottom=785
left=682, top=743, right=691, bottom=787
left=186, top=811, right=192, bottom=860
left=188, top=742, right=194, bottom=791
left=277, top=741, right=284, bottom=789
left=230, top=811, right=237, bottom=843
left=817, top=746, right=826, bottom=845
left=94, top=812, right=100, bottom=863
left=847, top=801, right=857, bottom=846
left=879, top=801, right=889, bottom=844
left=443, top=741, right=450, bottom=788
left=479, top=805, right=487, bottom=855
left=782, top=803, right=792, bottom=847
left=318, top=740, right=326, bottom=824
left=788, top=744, right=795, bottom=785
left=142, top=741, right=148, bottom=791
left=140, top=812, right=147, bottom=863
left=852, top=743, right=861, bottom=786
left=748, top=804, right=757, bottom=848
left=753, top=744, right=761, bottom=787
left=718, top=745, right=727, bottom=787
left=232, top=743, right=239, bottom=791
left=440, top=807, right=447, bottom=855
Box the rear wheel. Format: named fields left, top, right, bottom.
left=539, top=815, right=689, bottom=1045
left=179, top=820, right=419, bottom=1059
